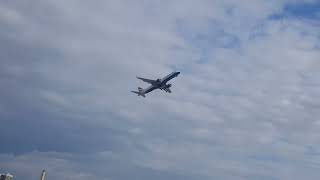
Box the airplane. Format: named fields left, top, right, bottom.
left=131, top=71, right=180, bottom=97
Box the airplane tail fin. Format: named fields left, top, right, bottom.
left=131, top=87, right=145, bottom=97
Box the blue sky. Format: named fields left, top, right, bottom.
left=281, top=1, right=320, bottom=19
left=0, top=0, right=320, bottom=180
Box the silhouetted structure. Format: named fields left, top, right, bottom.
left=40, top=170, right=46, bottom=180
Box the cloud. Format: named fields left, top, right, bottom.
left=0, top=152, right=102, bottom=180
left=0, top=151, right=211, bottom=180
left=1, top=0, right=320, bottom=180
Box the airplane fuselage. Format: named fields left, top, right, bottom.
left=143, top=71, right=180, bottom=94
left=132, top=71, right=180, bottom=97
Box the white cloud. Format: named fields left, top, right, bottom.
left=1, top=0, right=320, bottom=180
left=0, top=152, right=106, bottom=180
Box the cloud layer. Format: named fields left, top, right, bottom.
left=1, top=0, right=320, bottom=180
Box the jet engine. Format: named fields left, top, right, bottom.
left=161, top=84, right=171, bottom=89
left=161, top=84, right=172, bottom=93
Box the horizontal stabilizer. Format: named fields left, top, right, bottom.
left=131, top=90, right=139, bottom=94
left=131, top=88, right=146, bottom=97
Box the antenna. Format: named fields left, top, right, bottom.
left=40, top=170, right=46, bottom=180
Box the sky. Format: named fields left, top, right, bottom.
left=0, top=0, right=320, bottom=180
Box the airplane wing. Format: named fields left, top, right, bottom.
left=136, top=77, right=156, bottom=84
